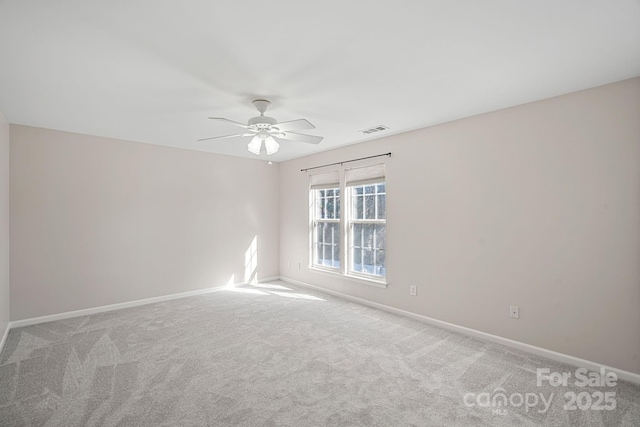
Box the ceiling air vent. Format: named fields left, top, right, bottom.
left=360, top=125, right=389, bottom=135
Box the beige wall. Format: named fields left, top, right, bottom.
left=5, top=78, right=640, bottom=374
left=0, top=111, right=9, bottom=339
left=10, top=126, right=279, bottom=320
left=279, top=77, right=640, bottom=374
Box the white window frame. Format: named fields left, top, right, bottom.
left=308, top=164, right=387, bottom=287
left=346, top=181, right=386, bottom=281
left=311, top=187, right=341, bottom=271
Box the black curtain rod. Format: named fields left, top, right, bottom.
left=300, top=152, right=391, bottom=172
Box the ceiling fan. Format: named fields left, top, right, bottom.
left=199, top=99, right=323, bottom=156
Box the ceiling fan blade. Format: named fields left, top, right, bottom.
left=274, top=119, right=315, bottom=132
left=208, top=117, right=249, bottom=129
left=278, top=132, right=324, bottom=144
left=197, top=133, right=252, bottom=142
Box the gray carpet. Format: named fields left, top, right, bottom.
left=0, top=281, right=639, bottom=426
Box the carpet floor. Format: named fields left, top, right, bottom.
left=0, top=281, right=639, bottom=426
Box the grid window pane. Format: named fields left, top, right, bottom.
left=315, top=222, right=340, bottom=268
left=365, top=195, right=375, bottom=219
left=375, top=250, right=386, bottom=274
left=375, top=224, right=386, bottom=249
left=312, top=188, right=340, bottom=269
left=363, top=224, right=373, bottom=248
left=323, top=223, right=331, bottom=243
left=349, top=182, right=386, bottom=278
left=363, top=249, right=373, bottom=273
left=377, top=194, right=386, bottom=219
left=353, top=248, right=362, bottom=272
left=315, top=188, right=341, bottom=220
left=354, top=195, right=363, bottom=219
left=353, top=223, right=362, bottom=246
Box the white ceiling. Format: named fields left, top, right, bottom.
left=1, top=0, right=639, bottom=162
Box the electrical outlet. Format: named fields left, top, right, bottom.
left=298, top=262, right=301, bottom=270
left=510, top=306, right=519, bottom=319
left=287, top=261, right=291, bottom=268
left=410, top=285, right=417, bottom=296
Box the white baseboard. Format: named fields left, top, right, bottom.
left=278, top=276, right=640, bottom=386
left=0, top=322, right=9, bottom=355
left=8, top=276, right=279, bottom=329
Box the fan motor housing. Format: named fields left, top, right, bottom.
left=248, top=115, right=277, bottom=128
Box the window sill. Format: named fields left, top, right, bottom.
left=308, top=266, right=388, bottom=288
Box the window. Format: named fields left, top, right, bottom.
left=310, top=171, right=341, bottom=270
left=348, top=182, right=386, bottom=277
left=309, top=164, right=387, bottom=284
left=345, top=164, right=386, bottom=280
left=312, top=188, right=341, bottom=268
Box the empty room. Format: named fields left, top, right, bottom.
left=1, top=1, right=639, bottom=426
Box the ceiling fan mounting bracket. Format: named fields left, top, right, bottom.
left=248, top=99, right=277, bottom=128
left=252, top=99, right=271, bottom=115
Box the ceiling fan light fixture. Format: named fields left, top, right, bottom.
left=264, top=136, right=279, bottom=155
left=247, top=136, right=262, bottom=155
left=201, top=99, right=323, bottom=155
